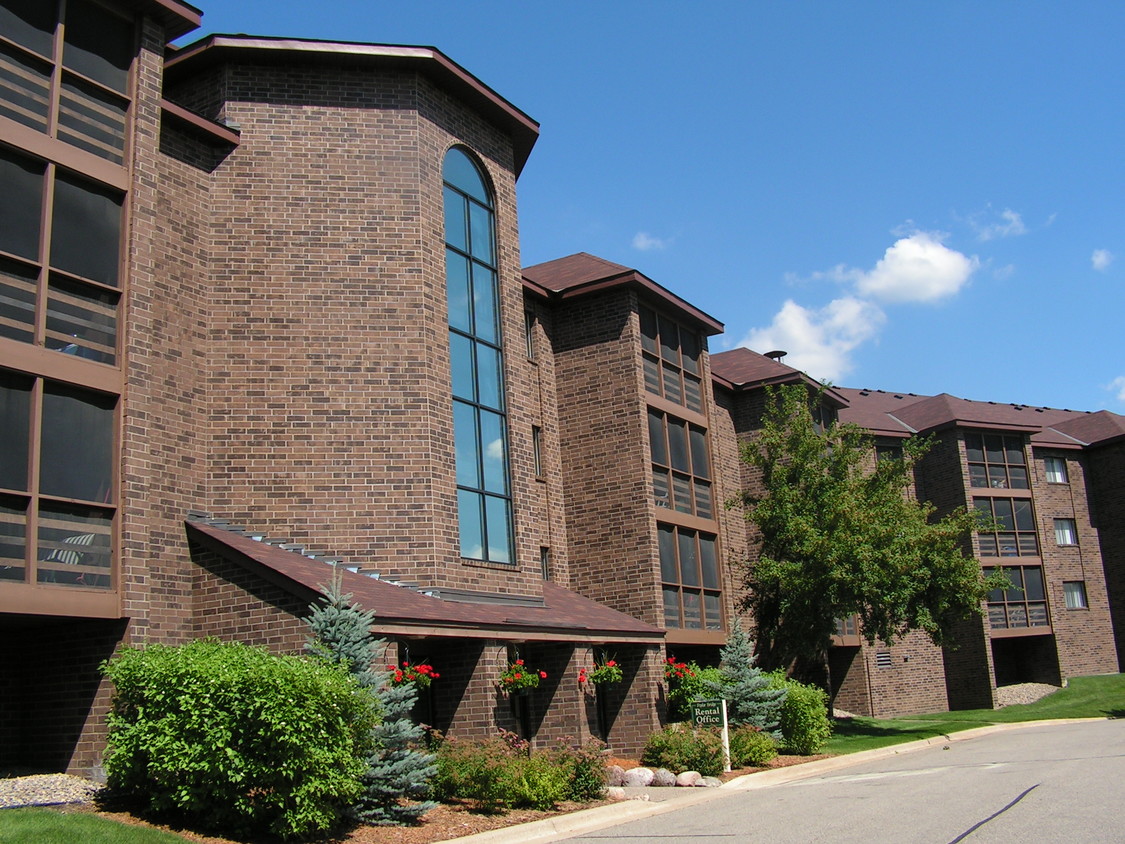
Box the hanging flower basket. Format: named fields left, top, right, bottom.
left=496, top=659, right=546, bottom=694
left=387, top=661, right=439, bottom=688
left=579, top=659, right=623, bottom=687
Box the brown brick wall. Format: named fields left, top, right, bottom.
left=1088, top=441, right=1125, bottom=670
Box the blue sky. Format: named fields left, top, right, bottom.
left=186, top=2, right=1124, bottom=413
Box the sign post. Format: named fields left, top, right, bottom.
left=690, top=698, right=731, bottom=772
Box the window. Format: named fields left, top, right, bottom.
left=965, top=432, right=1028, bottom=489
left=659, top=525, right=722, bottom=630
left=984, top=565, right=1048, bottom=629
left=524, top=309, right=536, bottom=359
left=0, top=146, right=123, bottom=363
left=639, top=304, right=704, bottom=413
left=648, top=410, right=712, bottom=518
left=875, top=444, right=903, bottom=462
left=974, top=497, right=1038, bottom=557
left=0, top=369, right=114, bottom=588
left=1053, top=518, right=1077, bottom=546
left=539, top=546, right=550, bottom=580
left=1063, top=581, right=1088, bottom=610
left=532, top=425, right=543, bottom=477
left=445, top=148, right=513, bottom=564
left=1044, top=456, right=1068, bottom=484
left=0, top=0, right=135, bottom=164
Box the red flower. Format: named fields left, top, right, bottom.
left=432, top=672, right=440, bottom=679
left=539, top=671, right=547, bottom=679
left=513, top=672, right=522, bottom=679
left=606, top=660, right=617, bottom=667
left=515, top=659, right=524, bottom=665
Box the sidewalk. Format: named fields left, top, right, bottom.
left=444, top=718, right=1107, bottom=844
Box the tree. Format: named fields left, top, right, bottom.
left=740, top=383, right=995, bottom=673
left=703, top=622, right=787, bottom=737
left=305, top=584, right=437, bottom=825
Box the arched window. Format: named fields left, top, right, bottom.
left=443, top=148, right=513, bottom=563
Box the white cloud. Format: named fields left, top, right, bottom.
left=993, top=263, right=1016, bottom=280
left=632, top=232, right=667, bottom=251
left=975, top=208, right=1027, bottom=242
left=1092, top=249, right=1114, bottom=271
left=741, top=297, right=886, bottom=383
left=1108, top=376, right=1125, bottom=402
left=853, top=232, right=979, bottom=303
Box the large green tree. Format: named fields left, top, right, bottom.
left=740, top=383, right=995, bottom=672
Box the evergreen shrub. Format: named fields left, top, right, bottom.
left=101, top=639, right=375, bottom=840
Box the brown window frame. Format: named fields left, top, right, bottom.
left=639, top=304, right=704, bottom=413
left=648, top=409, right=712, bottom=519
left=973, top=496, right=1039, bottom=558
left=658, top=523, right=723, bottom=632
left=965, top=431, right=1029, bottom=490
left=984, top=564, right=1049, bottom=631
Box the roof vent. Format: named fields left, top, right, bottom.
left=764, top=350, right=787, bottom=362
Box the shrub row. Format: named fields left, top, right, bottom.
left=641, top=724, right=778, bottom=776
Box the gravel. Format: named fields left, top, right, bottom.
left=0, top=774, right=102, bottom=809
left=995, top=682, right=1060, bottom=707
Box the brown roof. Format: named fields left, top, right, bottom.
left=186, top=520, right=664, bottom=643
left=836, top=387, right=1124, bottom=448
left=522, top=253, right=724, bottom=335
left=709, top=348, right=849, bottom=408
left=164, top=35, right=539, bottom=176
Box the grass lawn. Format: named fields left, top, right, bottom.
left=826, top=673, right=1125, bottom=755
left=0, top=808, right=190, bottom=843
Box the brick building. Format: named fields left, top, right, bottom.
left=0, top=0, right=1120, bottom=778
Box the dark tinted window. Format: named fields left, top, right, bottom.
left=0, top=148, right=44, bottom=260
left=39, top=382, right=114, bottom=502
left=50, top=173, right=123, bottom=286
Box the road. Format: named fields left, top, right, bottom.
left=572, top=720, right=1124, bottom=843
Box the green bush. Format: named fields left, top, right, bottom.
left=101, top=639, right=376, bottom=840
left=767, top=673, right=832, bottom=755
left=728, top=725, right=778, bottom=767
left=641, top=726, right=724, bottom=776
left=667, top=663, right=726, bottom=722
left=431, top=733, right=603, bottom=811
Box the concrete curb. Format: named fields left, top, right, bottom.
left=442, top=718, right=1107, bottom=844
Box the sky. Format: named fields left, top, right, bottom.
left=183, top=2, right=1124, bottom=413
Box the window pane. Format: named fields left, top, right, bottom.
left=1064, top=581, right=1087, bottom=609
left=0, top=370, right=32, bottom=491
left=648, top=410, right=667, bottom=465
left=661, top=363, right=682, bottom=404
left=50, top=173, right=123, bottom=287
left=1004, top=568, right=1024, bottom=602
left=672, top=473, right=692, bottom=513
left=680, top=331, right=700, bottom=374
left=449, top=332, right=474, bottom=401
left=642, top=355, right=660, bottom=394
left=689, top=426, right=709, bottom=478
left=683, top=374, right=702, bottom=412
left=1018, top=533, right=1039, bottom=555
left=998, top=533, right=1019, bottom=557
left=1045, top=457, right=1068, bottom=484
left=663, top=586, right=681, bottom=628
left=479, top=410, right=507, bottom=494
left=703, top=592, right=721, bottom=630
left=45, top=274, right=118, bottom=363
left=988, top=604, right=1007, bottom=628
left=978, top=534, right=998, bottom=556
left=475, top=343, right=503, bottom=410
left=483, top=495, right=511, bottom=563
left=468, top=199, right=493, bottom=264
left=62, top=0, right=133, bottom=94
left=524, top=310, right=535, bottom=358
left=1004, top=437, right=1025, bottom=465
left=443, top=186, right=467, bottom=252
left=658, top=315, right=678, bottom=363
left=1007, top=604, right=1028, bottom=627
left=667, top=419, right=689, bottom=471
left=1013, top=499, right=1034, bottom=531
left=1008, top=466, right=1028, bottom=489
left=1023, top=567, right=1045, bottom=601
left=678, top=530, right=699, bottom=586
left=0, top=494, right=26, bottom=581
left=0, top=0, right=56, bottom=57
left=988, top=465, right=1008, bottom=489
left=1028, top=603, right=1049, bottom=626
left=453, top=401, right=479, bottom=488
left=658, top=524, right=677, bottom=582
left=39, top=382, right=115, bottom=503
left=445, top=249, right=471, bottom=331
left=694, top=481, right=712, bottom=518
left=652, top=467, right=670, bottom=509
left=443, top=148, right=489, bottom=204
left=699, top=534, right=718, bottom=588
left=457, top=489, right=483, bottom=559
left=682, top=590, right=701, bottom=629
left=1054, top=519, right=1076, bottom=545
left=471, top=265, right=498, bottom=344
left=993, top=499, right=1015, bottom=530
left=36, top=501, right=112, bottom=588
left=58, top=75, right=127, bottom=164
left=0, top=40, right=52, bottom=132
left=984, top=435, right=1004, bottom=464
left=968, top=464, right=988, bottom=487
left=639, top=307, right=657, bottom=353
left=0, top=147, right=44, bottom=260
left=965, top=433, right=984, bottom=463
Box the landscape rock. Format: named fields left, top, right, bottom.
left=675, top=771, right=702, bottom=787
left=698, top=776, right=723, bottom=788
left=604, top=765, right=626, bottom=787
left=622, top=767, right=655, bottom=787
left=605, top=787, right=627, bottom=801
left=651, top=767, right=677, bottom=787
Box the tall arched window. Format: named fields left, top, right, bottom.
left=444, top=148, right=513, bottom=563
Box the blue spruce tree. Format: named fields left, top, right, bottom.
left=704, top=622, right=787, bottom=737
left=305, top=583, right=437, bottom=825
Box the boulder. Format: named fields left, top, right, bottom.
left=675, top=771, right=702, bottom=787
left=604, top=765, right=626, bottom=787
left=605, top=787, right=627, bottom=801
left=698, top=776, right=723, bottom=788
left=651, top=768, right=677, bottom=787
left=623, top=767, right=655, bottom=787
